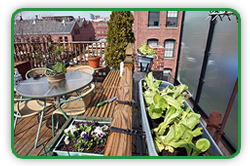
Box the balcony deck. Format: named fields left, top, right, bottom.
left=14, top=80, right=107, bottom=156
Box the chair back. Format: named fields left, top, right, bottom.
left=25, top=68, right=47, bottom=79
left=74, top=66, right=95, bottom=75
left=82, top=83, right=95, bottom=107
left=14, top=98, right=22, bottom=116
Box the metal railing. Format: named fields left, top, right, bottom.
left=14, top=41, right=107, bottom=68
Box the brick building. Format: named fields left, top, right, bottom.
left=91, top=21, right=108, bottom=40
left=14, top=15, right=95, bottom=43
left=133, top=11, right=183, bottom=75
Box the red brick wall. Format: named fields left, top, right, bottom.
left=133, top=11, right=183, bottom=76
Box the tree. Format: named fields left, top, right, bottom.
left=105, top=11, right=135, bottom=68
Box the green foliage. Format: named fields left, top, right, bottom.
left=138, top=41, right=158, bottom=58
left=105, top=11, right=135, bottom=68
left=143, top=72, right=211, bottom=156
left=46, top=61, right=66, bottom=75
left=63, top=120, right=109, bottom=152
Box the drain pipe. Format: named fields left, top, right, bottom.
left=215, top=78, right=238, bottom=144
left=207, top=111, right=222, bottom=138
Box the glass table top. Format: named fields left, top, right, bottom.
left=16, top=71, right=93, bottom=98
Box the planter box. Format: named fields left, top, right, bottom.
left=136, top=49, right=154, bottom=72
left=139, top=79, right=224, bottom=156
left=48, top=116, right=112, bottom=156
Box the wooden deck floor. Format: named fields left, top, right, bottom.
left=13, top=73, right=120, bottom=156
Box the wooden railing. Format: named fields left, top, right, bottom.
left=14, top=41, right=107, bottom=68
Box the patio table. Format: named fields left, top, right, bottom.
left=15, top=71, right=93, bottom=148
left=15, top=71, right=93, bottom=99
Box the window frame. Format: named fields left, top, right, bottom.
left=164, top=39, right=175, bottom=58
left=148, top=11, right=161, bottom=27
left=166, top=11, right=179, bottom=28
left=147, top=39, right=159, bottom=47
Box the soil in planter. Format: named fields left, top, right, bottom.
left=57, top=122, right=111, bottom=155
left=146, top=113, right=204, bottom=156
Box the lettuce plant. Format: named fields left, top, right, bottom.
left=138, top=41, right=158, bottom=58
left=143, top=72, right=211, bottom=156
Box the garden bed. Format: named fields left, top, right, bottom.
left=138, top=73, right=224, bottom=156
left=49, top=116, right=112, bottom=156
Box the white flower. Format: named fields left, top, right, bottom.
left=101, top=125, right=108, bottom=131
left=64, top=136, right=70, bottom=145
left=64, top=125, right=78, bottom=136
left=80, top=131, right=87, bottom=137
left=91, top=126, right=106, bottom=139
left=70, top=125, right=78, bottom=135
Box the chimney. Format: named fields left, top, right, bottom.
left=20, top=16, right=23, bottom=21
left=36, top=15, right=38, bottom=21
left=62, top=20, right=66, bottom=26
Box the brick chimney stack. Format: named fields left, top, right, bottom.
left=36, top=15, right=38, bottom=21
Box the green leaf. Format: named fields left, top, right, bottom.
left=191, top=138, right=211, bottom=156
left=172, top=84, right=188, bottom=99
left=163, top=95, right=182, bottom=109
left=143, top=90, right=155, bottom=105
left=148, top=104, right=163, bottom=119
left=154, top=137, right=165, bottom=153
left=196, top=138, right=211, bottom=152
left=192, top=127, right=203, bottom=137
left=153, top=94, right=168, bottom=110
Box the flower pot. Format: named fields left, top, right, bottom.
left=136, top=49, right=154, bottom=72
left=49, top=116, right=112, bottom=156
left=88, top=56, right=101, bottom=68
left=46, top=73, right=66, bottom=82
left=139, top=79, right=224, bottom=156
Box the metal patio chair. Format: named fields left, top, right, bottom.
left=25, top=68, right=52, bottom=79
left=14, top=97, right=52, bottom=148
left=52, top=83, right=95, bottom=137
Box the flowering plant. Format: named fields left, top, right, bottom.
left=63, top=120, right=109, bottom=152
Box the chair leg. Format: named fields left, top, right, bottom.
left=34, top=110, right=44, bottom=148
left=52, top=114, right=54, bottom=137
left=14, top=116, right=18, bottom=132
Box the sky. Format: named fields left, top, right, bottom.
left=19, top=11, right=113, bottom=20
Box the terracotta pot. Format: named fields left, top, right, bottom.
left=88, top=56, right=101, bottom=68
left=46, top=73, right=66, bottom=82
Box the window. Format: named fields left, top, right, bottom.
left=148, top=11, right=160, bottom=27
left=147, top=39, right=158, bottom=47
left=166, top=11, right=178, bottom=27
left=59, top=36, right=63, bottom=42
left=64, top=36, right=68, bottom=42
left=164, top=40, right=175, bottom=58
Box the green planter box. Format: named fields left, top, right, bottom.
left=48, top=116, right=112, bottom=156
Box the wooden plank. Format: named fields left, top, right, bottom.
left=104, top=66, right=133, bottom=156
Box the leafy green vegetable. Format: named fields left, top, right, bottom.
left=148, top=94, right=168, bottom=119
left=138, top=41, right=158, bottom=58
left=153, top=106, right=183, bottom=135
left=191, top=138, right=211, bottom=156
left=143, top=72, right=211, bottom=156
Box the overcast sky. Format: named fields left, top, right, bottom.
left=19, top=11, right=112, bottom=20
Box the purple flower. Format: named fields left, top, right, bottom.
left=81, top=143, right=85, bottom=148
left=84, top=133, right=89, bottom=140
left=93, top=120, right=96, bottom=124
left=74, top=139, right=78, bottom=144
left=85, top=121, right=92, bottom=125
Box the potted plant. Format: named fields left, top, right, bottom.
left=139, top=72, right=224, bottom=156
left=36, top=38, right=68, bottom=82
left=88, top=49, right=102, bottom=68
left=49, top=116, right=112, bottom=156
left=137, top=41, right=158, bottom=71
left=105, top=11, right=135, bottom=69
